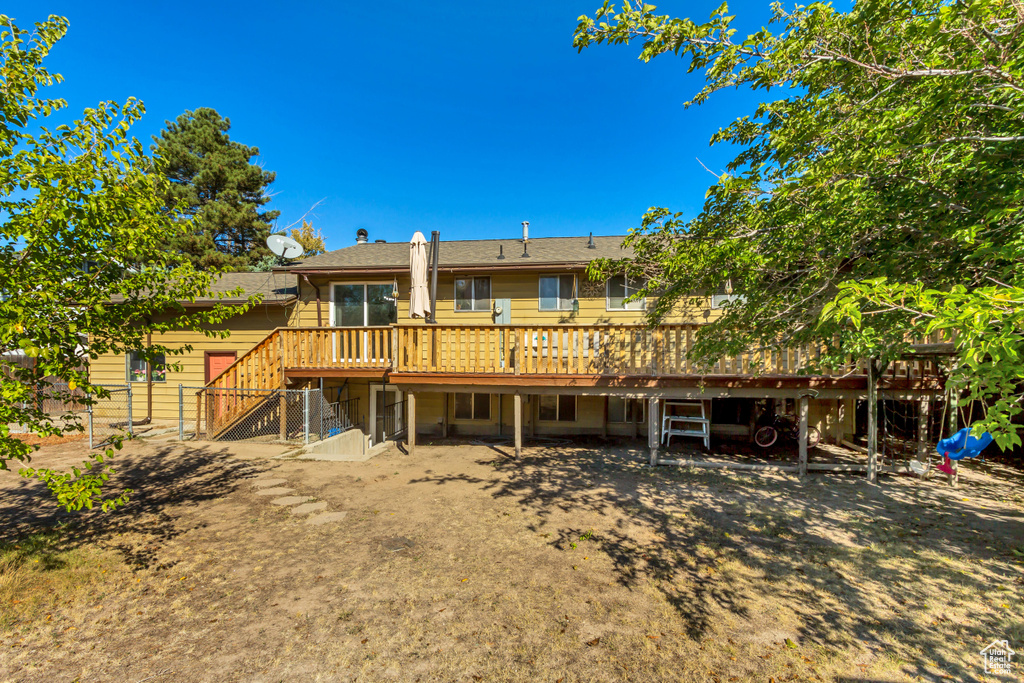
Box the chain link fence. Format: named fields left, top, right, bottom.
left=87, top=385, right=133, bottom=448
left=175, top=385, right=362, bottom=445
left=6, top=382, right=132, bottom=448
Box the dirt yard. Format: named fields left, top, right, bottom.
left=1, top=435, right=1022, bottom=682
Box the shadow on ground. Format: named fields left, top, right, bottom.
left=0, top=443, right=271, bottom=568
left=412, top=441, right=1024, bottom=682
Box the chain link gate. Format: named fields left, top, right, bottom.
left=87, top=384, right=133, bottom=449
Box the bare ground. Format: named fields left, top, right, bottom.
left=1, top=435, right=1022, bottom=683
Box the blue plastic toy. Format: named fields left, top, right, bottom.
left=936, top=427, right=993, bottom=474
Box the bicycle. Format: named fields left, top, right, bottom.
left=754, top=413, right=821, bottom=449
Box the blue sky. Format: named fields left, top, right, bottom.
left=7, top=1, right=772, bottom=250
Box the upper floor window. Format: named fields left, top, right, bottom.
left=127, top=351, right=166, bottom=383
left=455, top=276, right=490, bottom=312
left=332, top=283, right=397, bottom=326
left=538, top=275, right=575, bottom=311
left=606, top=275, right=645, bottom=310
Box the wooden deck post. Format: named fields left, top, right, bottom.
left=278, top=352, right=288, bottom=442
left=513, top=392, right=523, bottom=459
left=833, top=399, right=843, bottom=445
left=917, top=395, right=930, bottom=469
left=867, top=359, right=878, bottom=484
left=798, top=395, right=809, bottom=477
left=648, top=397, right=659, bottom=467
left=407, top=391, right=416, bottom=454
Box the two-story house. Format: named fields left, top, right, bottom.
left=90, top=229, right=945, bottom=477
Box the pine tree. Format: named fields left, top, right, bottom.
left=152, top=108, right=279, bottom=270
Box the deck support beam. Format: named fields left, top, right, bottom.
left=407, top=391, right=416, bottom=454
left=513, top=392, right=523, bottom=459
left=647, top=397, right=659, bottom=466
left=798, top=395, right=809, bottom=477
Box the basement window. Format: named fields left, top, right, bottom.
left=455, top=277, right=491, bottom=312
left=608, top=397, right=645, bottom=423
left=539, top=395, right=576, bottom=422
left=454, top=393, right=491, bottom=420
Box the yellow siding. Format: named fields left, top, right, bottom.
left=88, top=305, right=292, bottom=422
left=296, top=272, right=718, bottom=327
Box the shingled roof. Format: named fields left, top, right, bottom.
left=190, top=272, right=297, bottom=304
left=286, top=235, right=633, bottom=272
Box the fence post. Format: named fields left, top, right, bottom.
left=127, top=384, right=134, bottom=437
left=178, top=384, right=185, bottom=441
left=88, top=401, right=94, bottom=450
left=318, top=389, right=324, bottom=441
left=303, top=387, right=310, bottom=445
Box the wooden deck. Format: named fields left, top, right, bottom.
left=204, top=324, right=945, bottom=393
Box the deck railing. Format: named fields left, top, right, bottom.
left=391, top=324, right=941, bottom=377
left=206, top=324, right=943, bottom=391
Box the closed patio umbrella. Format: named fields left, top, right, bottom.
left=409, top=231, right=431, bottom=318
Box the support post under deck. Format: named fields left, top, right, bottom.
left=648, top=397, right=659, bottom=466
left=407, top=391, right=416, bottom=454
left=798, top=395, right=808, bottom=477
left=917, top=396, right=930, bottom=470
left=867, top=359, right=878, bottom=484
left=513, top=392, right=523, bottom=459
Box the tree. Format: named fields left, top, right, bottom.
left=291, top=219, right=326, bottom=257
left=249, top=219, right=327, bottom=271
left=575, top=0, right=1024, bottom=448
left=152, top=108, right=279, bottom=271
left=0, top=15, right=254, bottom=511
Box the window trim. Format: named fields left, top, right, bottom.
left=453, top=392, right=491, bottom=421
left=538, top=394, right=577, bottom=423
left=537, top=274, right=576, bottom=312
left=453, top=276, right=491, bottom=313
left=605, top=275, right=646, bottom=311
left=126, top=351, right=167, bottom=384
left=329, top=281, right=397, bottom=327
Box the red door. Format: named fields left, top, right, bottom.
left=205, top=352, right=237, bottom=384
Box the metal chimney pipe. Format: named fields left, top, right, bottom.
left=521, top=221, right=529, bottom=242
left=429, top=231, right=440, bottom=323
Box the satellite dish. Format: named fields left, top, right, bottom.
left=266, top=233, right=303, bottom=259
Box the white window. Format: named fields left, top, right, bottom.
left=538, top=395, right=576, bottom=422
left=454, top=393, right=491, bottom=420
left=538, top=275, right=575, bottom=311
left=331, top=283, right=397, bottom=326
left=711, top=294, right=746, bottom=309
left=608, top=397, right=645, bottom=423
left=127, top=351, right=166, bottom=383
left=455, top=277, right=491, bottom=312
left=606, top=275, right=645, bottom=310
